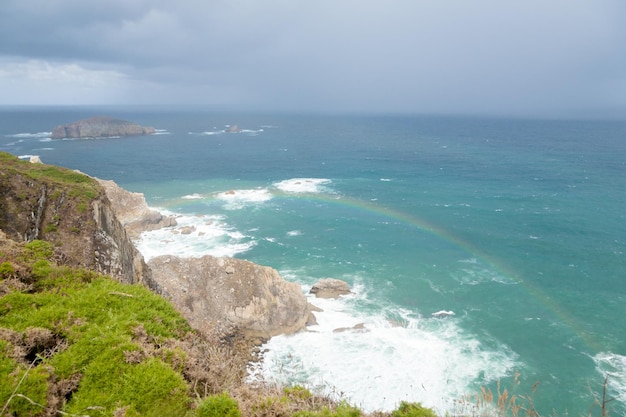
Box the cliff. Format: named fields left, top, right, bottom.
left=50, top=116, right=156, bottom=139
left=0, top=152, right=149, bottom=287
left=96, top=178, right=177, bottom=240
left=0, top=152, right=311, bottom=341
left=95, top=177, right=312, bottom=340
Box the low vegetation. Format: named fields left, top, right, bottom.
left=0, top=236, right=391, bottom=416
left=0, top=152, right=100, bottom=201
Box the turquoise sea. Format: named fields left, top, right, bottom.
left=2, top=107, right=625, bottom=415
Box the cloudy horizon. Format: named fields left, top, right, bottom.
left=1, top=1, right=625, bottom=118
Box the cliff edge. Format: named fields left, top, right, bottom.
left=51, top=116, right=156, bottom=139
left=0, top=152, right=311, bottom=341
left=0, top=152, right=151, bottom=288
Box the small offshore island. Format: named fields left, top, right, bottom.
left=51, top=116, right=156, bottom=139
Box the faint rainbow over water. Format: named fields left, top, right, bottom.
left=156, top=183, right=601, bottom=353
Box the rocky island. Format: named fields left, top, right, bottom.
left=51, top=116, right=156, bottom=139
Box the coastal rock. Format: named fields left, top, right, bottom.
left=96, top=178, right=177, bottom=239
left=148, top=255, right=310, bottom=339
left=309, top=278, right=351, bottom=298
left=333, top=323, right=367, bottom=333
left=51, top=116, right=156, bottom=139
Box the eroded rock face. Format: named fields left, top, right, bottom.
left=309, top=278, right=351, bottom=298
left=51, top=116, right=156, bottom=139
left=0, top=155, right=153, bottom=289
left=96, top=179, right=177, bottom=239
left=148, top=255, right=311, bottom=339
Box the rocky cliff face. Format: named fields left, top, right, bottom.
left=0, top=153, right=151, bottom=287
left=51, top=116, right=156, bottom=139
left=95, top=178, right=312, bottom=339
left=96, top=179, right=177, bottom=240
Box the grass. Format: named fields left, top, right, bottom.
left=0, top=239, right=194, bottom=416
left=0, top=152, right=101, bottom=202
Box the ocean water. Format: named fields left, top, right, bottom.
left=2, top=107, right=625, bottom=415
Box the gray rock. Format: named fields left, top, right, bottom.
left=51, top=116, right=156, bottom=139
left=309, top=278, right=351, bottom=298
left=148, top=255, right=310, bottom=339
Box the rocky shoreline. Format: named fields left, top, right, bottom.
left=96, top=179, right=327, bottom=346
left=1, top=151, right=353, bottom=366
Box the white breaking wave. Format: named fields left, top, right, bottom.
left=153, top=129, right=170, bottom=135
left=194, top=126, right=264, bottom=136
left=181, top=193, right=204, bottom=200
left=593, top=352, right=626, bottom=411
left=274, top=178, right=332, bottom=194
left=216, top=188, right=273, bottom=210
left=6, top=132, right=51, bottom=139
left=250, top=277, right=518, bottom=414
left=134, top=210, right=255, bottom=261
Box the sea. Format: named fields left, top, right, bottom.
left=1, top=106, right=625, bottom=415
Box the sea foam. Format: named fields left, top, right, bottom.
left=134, top=210, right=254, bottom=261
left=251, top=277, right=518, bottom=414
left=274, top=178, right=332, bottom=194
left=6, top=132, right=51, bottom=139
left=216, top=188, right=273, bottom=210
left=593, top=352, right=626, bottom=412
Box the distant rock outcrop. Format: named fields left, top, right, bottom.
left=148, top=255, right=312, bottom=339
left=51, top=116, right=156, bottom=139
left=309, top=278, right=352, bottom=298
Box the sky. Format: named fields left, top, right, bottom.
left=1, top=0, right=625, bottom=117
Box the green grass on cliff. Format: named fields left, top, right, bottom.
left=0, top=237, right=388, bottom=416
left=0, top=239, right=192, bottom=416
left=0, top=152, right=100, bottom=200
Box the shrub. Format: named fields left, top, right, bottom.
left=391, top=401, right=438, bottom=417
left=0, top=261, right=15, bottom=279
left=23, top=240, right=54, bottom=261
left=196, top=392, right=242, bottom=417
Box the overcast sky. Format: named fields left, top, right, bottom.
left=1, top=0, right=625, bottom=117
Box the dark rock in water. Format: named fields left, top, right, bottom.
left=333, top=323, right=367, bottom=333
left=51, top=116, right=156, bottom=139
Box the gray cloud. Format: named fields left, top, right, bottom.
left=1, top=0, right=624, bottom=116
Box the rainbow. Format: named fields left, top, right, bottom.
left=161, top=186, right=600, bottom=352
left=296, top=192, right=601, bottom=351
